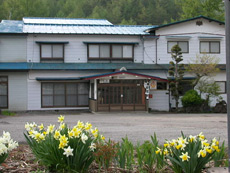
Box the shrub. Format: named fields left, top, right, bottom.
left=0, top=131, right=18, bottom=164
left=157, top=132, right=220, bottom=173
left=181, top=89, right=203, bottom=107
left=24, top=115, right=105, bottom=172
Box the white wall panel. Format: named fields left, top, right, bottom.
left=0, top=36, right=27, bottom=62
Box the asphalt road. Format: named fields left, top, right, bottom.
left=0, top=112, right=227, bottom=144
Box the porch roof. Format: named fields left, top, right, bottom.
left=83, top=71, right=168, bottom=82
left=36, top=71, right=168, bottom=82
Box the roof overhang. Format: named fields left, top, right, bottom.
left=35, top=41, right=69, bottom=44
left=36, top=71, right=168, bottom=82
left=83, top=41, right=139, bottom=45
left=83, top=71, right=168, bottom=82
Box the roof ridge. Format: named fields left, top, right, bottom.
left=23, top=17, right=109, bottom=21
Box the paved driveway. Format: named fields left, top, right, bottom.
left=0, top=112, right=227, bottom=144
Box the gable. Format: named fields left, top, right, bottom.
left=155, top=18, right=225, bottom=35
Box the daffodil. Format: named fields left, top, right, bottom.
left=54, top=130, right=61, bottom=140
left=198, top=132, right=205, bottom=140
left=59, top=123, right=66, bottom=130
left=63, top=146, right=74, bottom=157
left=68, top=130, right=74, bottom=138
left=91, top=128, right=98, bottom=138
left=189, top=135, right=196, bottom=142
left=47, top=124, right=55, bottom=133
left=155, top=147, right=162, bottom=154
left=58, top=115, right=65, bottom=123
left=180, top=152, right=190, bottom=162
left=89, top=143, right=96, bottom=151
left=81, top=133, right=88, bottom=144
left=77, top=121, right=84, bottom=129
left=85, top=122, right=92, bottom=131
left=198, top=150, right=206, bottom=158
left=101, top=135, right=105, bottom=141
left=38, top=123, right=44, bottom=131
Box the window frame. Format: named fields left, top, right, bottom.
left=167, top=41, right=189, bottom=53
left=40, top=43, right=65, bottom=61
left=87, top=43, right=134, bottom=61
left=0, top=76, right=8, bottom=109
left=200, top=41, right=220, bottom=54
left=41, top=82, right=89, bottom=108
left=215, top=81, right=226, bottom=94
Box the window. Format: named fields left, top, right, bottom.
left=157, top=82, right=167, bottom=90
left=0, top=77, right=8, bottom=108
left=40, top=44, right=64, bottom=61
left=88, top=44, right=133, bottom=60
left=168, top=41, right=189, bottom=53
left=200, top=41, right=220, bottom=54
left=179, top=81, right=193, bottom=95
left=216, top=81, right=226, bottom=94
left=41, top=82, right=89, bottom=108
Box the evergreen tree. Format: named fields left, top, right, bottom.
left=168, top=45, right=185, bottom=112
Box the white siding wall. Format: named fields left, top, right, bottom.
left=0, top=72, right=28, bottom=111
left=0, top=36, right=27, bottom=62
left=27, top=35, right=144, bottom=63
left=149, top=90, right=169, bottom=111
left=155, top=19, right=225, bottom=65
left=27, top=70, right=111, bottom=110
left=143, top=38, right=156, bottom=64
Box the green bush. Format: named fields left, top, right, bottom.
left=181, top=89, right=203, bottom=107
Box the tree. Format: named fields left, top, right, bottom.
left=186, top=54, right=220, bottom=88
left=168, top=45, right=185, bottom=112
left=175, top=0, right=224, bottom=21
left=195, top=78, right=220, bottom=104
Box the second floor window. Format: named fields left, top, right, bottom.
left=40, top=44, right=64, bottom=61
left=168, top=41, right=189, bottom=53
left=200, top=41, right=220, bottom=54
left=88, top=44, right=134, bottom=60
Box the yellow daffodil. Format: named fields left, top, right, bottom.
left=47, top=124, right=55, bottom=133
left=176, top=144, right=182, bottom=150
left=91, top=128, right=98, bottom=138
left=101, top=135, right=105, bottom=141
left=68, top=130, right=74, bottom=138
left=164, top=143, right=169, bottom=148
left=38, top=123, right=44, bottom=131
left=198, top=132, right=205, bottom=140
left=54, top=130, right=61, bottom=140
left=189, top=135, right=196, bottom=142
left=77, top=121, right=84, bottom=129
left=155, top=147, right=162, bottom=154
left=180, top=152, right=190, bottom=162
left=163, top=149, right=169, bottom=155
left=85, top=122, right=92, bottom=131
left=59, top=123, right=66, bottom=130
left=58, top=115, right=65, bottom=123
left=198, top=150, right=206, bottom=158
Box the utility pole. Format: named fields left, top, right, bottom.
left=225, top=0, right=230, bottom=172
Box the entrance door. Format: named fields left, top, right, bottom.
left=97, top=83, right=146, bottom=111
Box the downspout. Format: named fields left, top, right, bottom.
left=141, top=36, right=144, bottom=63
left=155, top=36, right=159, bottom=64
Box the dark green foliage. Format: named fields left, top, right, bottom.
left=169, top=44, right=185, bottom=111
left=181, top=90, right=204, bottom=107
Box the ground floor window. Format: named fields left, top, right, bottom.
left=41, top=82, right=89, bottom=108
left=0, top=77, right=8, bottom=108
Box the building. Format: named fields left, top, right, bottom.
left=0, top=16, right=226, bottom=112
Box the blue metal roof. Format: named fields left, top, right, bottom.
left=0, top=62, right=169, bottom=70
left=23, top=17, right=113, bottom=25
left=0, top=20, right=23, bottom=33
left=23, top=24, right=155, bottom=35
left=0, top=17, right=156, bottom=35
